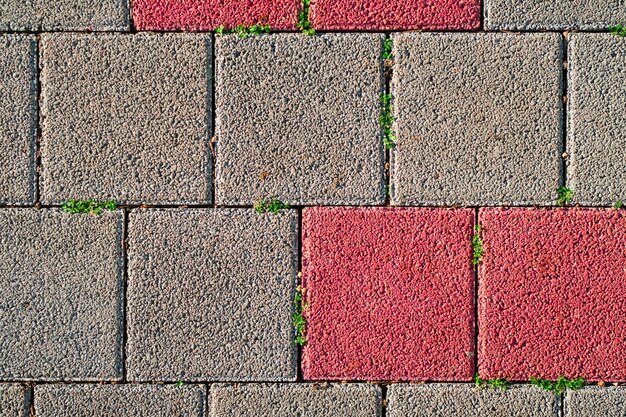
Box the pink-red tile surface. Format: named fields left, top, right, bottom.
left=302, top=207, right=475, bottom=381
left=479, top=208, right=626, bottom=382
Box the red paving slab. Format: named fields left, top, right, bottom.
left=302, top=207, right=475, bottom=381
left=132, top=0, right=300, bottom=31
left=479, top=208, right=626, bottom=382
left=309, top=0, right=481, bottom=30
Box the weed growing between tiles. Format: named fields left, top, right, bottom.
left=609, top=24, right=626, bottom=36
left=293, top=286, right=308, bottom=346
left=297, top=0, right=316, bottom=35
left=471, top=225, right=483, bottom=265
left=556, top=186, right=573, bottom=207
left=62, top=199, right=117, bottom=215
left=474, top=374, right=509, bottom=390
left=379, top=94, right=396, bottom=150
left=254, top=198, right=291, bottom=214
left=530, top=376, right=585, bottom=394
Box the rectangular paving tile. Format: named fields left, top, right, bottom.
left=302, top=207, right=475, bottom=381
left=133, top=0, right=299, bottom=30
left=310, top=0, right=480, bottom=30
left=388, top=384, right=558, bottom=417
left=40, top=33, right=212, bottom=205
left=0, top=0, right=129, bottom=31
left=215, top=33, right=385, bottom=206
left=0, top=35, right=37, bottom=205
left=567, top=34, right=626, bottom=205
left=36, top=384, right=205, bottom=417
left=479, top=208, right=626, bottom=381
left=127, top=209, right=298, bottom=381
left=0, top=384, right=30, bottom=417
left=211, top=383, right=381, bottom=416
left=485, top=0, right=626, bottom=30
left=391, top=33, right=562, bottom=206
left=565, top=387, right=626, bottom=417
left=0, top=209, right=123, bottom=381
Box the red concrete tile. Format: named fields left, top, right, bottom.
left=132, top=0, right=300, bottom=31
left=309, top=0, right=481, bottom=30
left=479, top=208, right=626, bottom=382
left=302, top=207, right=475, bottom=381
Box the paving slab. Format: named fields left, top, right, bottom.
left=133, top=0, right=299, bottom=30
left=0, top=0, right=129, bottom=31
left=0, top=209, right=123, bottom=381
left=479, top=208, right=626, bottom=381
left=567, top=34, right=626, bottom=205
left=40, top=33, right=212, bottom=205
left=36, top=384, right=205, bottom=417
left=391, top=33, right=562, bottom=206
left=302, top=207, right=475, bottom=381
left=0, top=384, right=30, bottom=417
left=127, top=209, right=298, bottom=381
left=388, top=384, right=558, bottom=417
left=215, top=33, right=385, bottom=206
left=485, top=0, right=626, bottom=30
left=0, top=35, right=37, bottom=205
left=310, top=0, right=480, bottom=30
left=565, top=387, right=626, bottom=417
left=211, top=383, right=381, bottom=416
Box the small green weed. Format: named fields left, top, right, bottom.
left=530, top=376, right=585, bottom=394
left=613, top=200, right=623, bottom=209
left=382, top=38, right=393, bottom=60
left=379, top=94, right=396, bottom=150
left=557, top=186, right=573, bottom=207
left=254, top=198, right=291, bottom=214
left=175, top=380, right=184, bottom=388
left=292, top=286, right=309, bottom=346
left=474, top=374, right=509, bottom=390
left=62, top=199, right=116, bottom=215
left=297, top=0, right=316, bottom=36
left=215, top=23, right=270, bottom=38
left=609, top=24, right=626, bottom=36
left=472, top=225, right=484, bottom=266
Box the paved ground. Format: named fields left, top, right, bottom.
left=0, top=0, right=625, bottom=416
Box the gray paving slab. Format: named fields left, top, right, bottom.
left=215, top=33, right=385, bottom=206
left=40, top=33, right=212, bottom=205
left=387, top=384, right=559, bottom=417
left=567, top=33, right=626, bottom=205
left=36, top=384, right=205, bottom=417
left=127, top=209, right=298, bottom=381
left=0, top=209, right=123, bottom=381
left=0, top=384, right=30, bottom=417
left=565, top=387, right=626, bottom=417
left=0, top=35, right=37, bottom=205
left=390, top=33, right=563, bottom=206
left=211, top=383, right=381, bottom=416
left=485, top=0, right=626, bottom=30
left=0, top=0, right=129, bottom=31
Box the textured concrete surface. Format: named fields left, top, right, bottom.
left=391, top=33, right=562, bottom=206
left=388, top=384, right=558, bottom=417
left=133, top=0, right=299, bottom=30
left=302, top=207, right=475, bottom=381
left=211, top=383, right=381, bottom=416
left=215, top=33, right=385, bottom=206
left=0, top=0, right=129, bottom=31
left=127, top=209, right=298, bottom=381
left=0, top=35, right=36, bottom=205
left=36, top=384, right=205, bottom=417
left=0, top=209, right=123, bottom=381
left=565, top=387, right=626, bottom=417
left=485, top=0, right=626, bottom=30
left=40, top=33, right=212, bottom=205
left=479, top=208, right=626, bottom=381
left=0, top=384, right=30, bottom=417
left=310, top=0, right=480, bottom=30
left=567, top=34, right=626, bottom=205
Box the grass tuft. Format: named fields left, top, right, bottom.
left=472, top=225, right=484, bottom=266
left=292, top=286, right=309, bottom=346
left=379, top=94, right=396, bottom=150
left=557, top=186, right=573, bottom=207
left=530, top=376, right=585, bottom=394
left=175, top=380, right=184, bottom=388
left=215, top=23, right=271, bottom=37
left=62, top=199, right=116, bottom=215
left=254, top=198, right=291, bottom=214
left=382, top=38, right=393, bottom=60
left=297, top=0, right=316, bottom=36
left=613, top=200, right=623, bottom=209
left=609, top=24, right=626, bottom=36
left=474, top=374, right=509, bottom=390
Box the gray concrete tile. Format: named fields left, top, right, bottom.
left=565, top=387, right=626, bottom=417
left=0, top=384, right=30, bottom=417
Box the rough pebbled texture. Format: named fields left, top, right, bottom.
left=302, top=207, right=475, bottom=381
left=565, top=387, right=626, bottom=417
left=391, top=33, right=562, bottom=206
left=40, top=33, right=211, bottom=205
left=479, top=208, right=626, bottom=381
left=567, top=34, right=626, bottom=205
left=133, top=0, right=299, bottom=31
left=0, top=384, right=30, bottom=417
left=0, top=209, right=123, bottom=381
left=310, top=0, right=480, bottom=30
left=388, top=384, right=558, bottom=417
left=211, top=383, right=381, bottom=416
left=0, top=0, right=129, bottom=31
left=36, top=384, right=206, bottom=417
left=0, top=35, right=37, bottom=205
left=215, top=33, right=385, bottom=206
left=485, top=0, right=626, bottom=30
left=127, top=209, right=298, bottom=382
